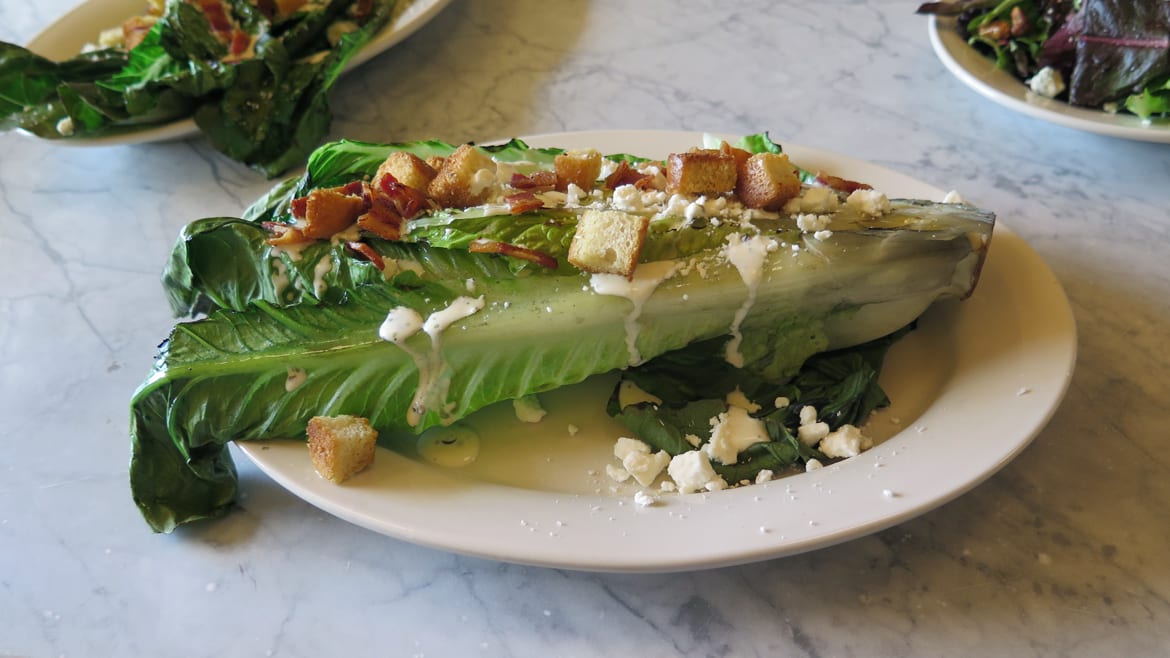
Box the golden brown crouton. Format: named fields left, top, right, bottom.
left=567, top=209, right=649, bottom=279
left=376, top=151, right=437, bottom=193
left=736, top=152, right=802, bottom=211
left=426, top=144, right=496, bottom=208
left=301, top=187, right=366, bottom=239
left=666, top=149, right=737, bottom=196
left=307, top=415, right=378, bottom=483
left=555, top=149, right=602, bottom=191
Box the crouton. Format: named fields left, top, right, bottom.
left=375, top=151, right=437, bottom=193
left=307, top=414, right=378, bottom=483
left=426, top=144, right=496, bottom=208
left=735, top=152, right=802, bottom=211
left=554, top=149, right=602, bottom=191
left=567, top=209, right=649, bottom=279
left=665, top=149, right=737, bottom=196
left=300, top=187, right=367, bottom=239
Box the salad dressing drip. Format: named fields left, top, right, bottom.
left=589, top=261, right=679, bottom=366
left=380, top=297, right=487, bottom=427
left=722, top=234, right=777, bottom=368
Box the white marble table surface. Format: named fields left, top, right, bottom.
left=2, top=1, right=1169, bottom=656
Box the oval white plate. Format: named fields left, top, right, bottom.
left=928, top=15, right=1170, bottom=143
left=239, top=129, right=1077, bottom=573
left=22, top=0, right=452, bottom=146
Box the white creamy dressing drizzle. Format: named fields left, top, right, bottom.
left=285, top=366, right=307, bottom=392
left=722, top=234, right=777, bottom=368
left=269, top=256, right=290, bottom=301
left=379, top=297, right=486, bottom=427
left=312, top=254, right=332, bottom=298
left=589, top=261, right=679, bottom=366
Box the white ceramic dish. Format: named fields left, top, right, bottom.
left=928, top=15, right=1170, bottom=143
left=238, top=129, right=1077, bottom=573
left=21, top=0, right=452, bottom=146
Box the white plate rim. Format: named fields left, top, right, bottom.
left=927, top=14, right=1170, bottom=143
left=237, top=129, right=1078, bottom=573
left=20, top=0, right=452, bottom=147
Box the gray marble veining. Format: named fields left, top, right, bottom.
left=2, top=1, right=1169, bottom=656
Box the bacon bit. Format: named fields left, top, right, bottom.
left=229, top=29, right=250, bottom=57
left=357, top=204, right=404, bottom=241
left=510, top=170, right=557, bottom=192
left=814, top=171, right=872, bottom=193
left=345, top=241, right=385, bottom=271
left=375, top=174, right=428, bottom=220
left=504, top=191, right=545, bottom=215
left=339, top=179, right=366, bottom=198
left=604, top=160, right=654, bottom=190
left=469, top=239, right=558, bottom=269
left=290, top=196, right=308, bottom=219
left=196, top=0, right=234, bottom=34
left=121, top=16, right=157, bottom=50
left=263, top=221, right=309, bottom=246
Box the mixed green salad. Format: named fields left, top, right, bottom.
left=918, top=0, right=1170, bottom=120
left=0, top=0, right=398, bottom=175
left=130, top=133, right=995, bottom=532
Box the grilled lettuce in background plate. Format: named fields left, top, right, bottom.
left=0, top=0, right=397, bottom=175
left=130, top=134, right=996, bottom=532
left=918, top=0, right=1170, bottom=120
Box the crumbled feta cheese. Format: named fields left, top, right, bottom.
left=685, top=197, right=706, bottom=223
left=846, top=189, right=890, bottom=216
left=612, top=184, right=643, bottom=211
left=799, top=405, right=818, bottom=426
left=755, top=469, right=774, bottom=484
left=797, top=405, right=829, bottom=446
left=599, top=158, right=619, bottom=180
left=614, top=437, right=651, bottom=461
left=623, top=449, right=670, bottom=486
left=785, top=187, right=839, bottom=214
left=1029, top=66, right=1065, bottom=99
left=606, top=464, right=631, bottom=482
left=657, top=193, right=692, bottom=221
left=565, top=182, right=586, bottom=207
left=813, top=229, right=833, bottom=241
left=818, top=424, right=872, bottom=459
left=805, top=458, right=824, bottom=472
left=56, top=116, right=75, bottom=137
left=774, top=396, right=790, bottom=409
left=704, top=406, right=769, bottom=465
left=668, top=450, right=726, bottom=494
left=795, top=213, right=831, bottom=233
left=798, top=421, right=830, bottom=446
left=634, top=490, right=658, bottom=507
left=684, top=433, right=702, bottom=447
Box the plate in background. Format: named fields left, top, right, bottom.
left=21, top=0, right=452, bottom=146
left=928, top=15, right=1170, bottom=143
